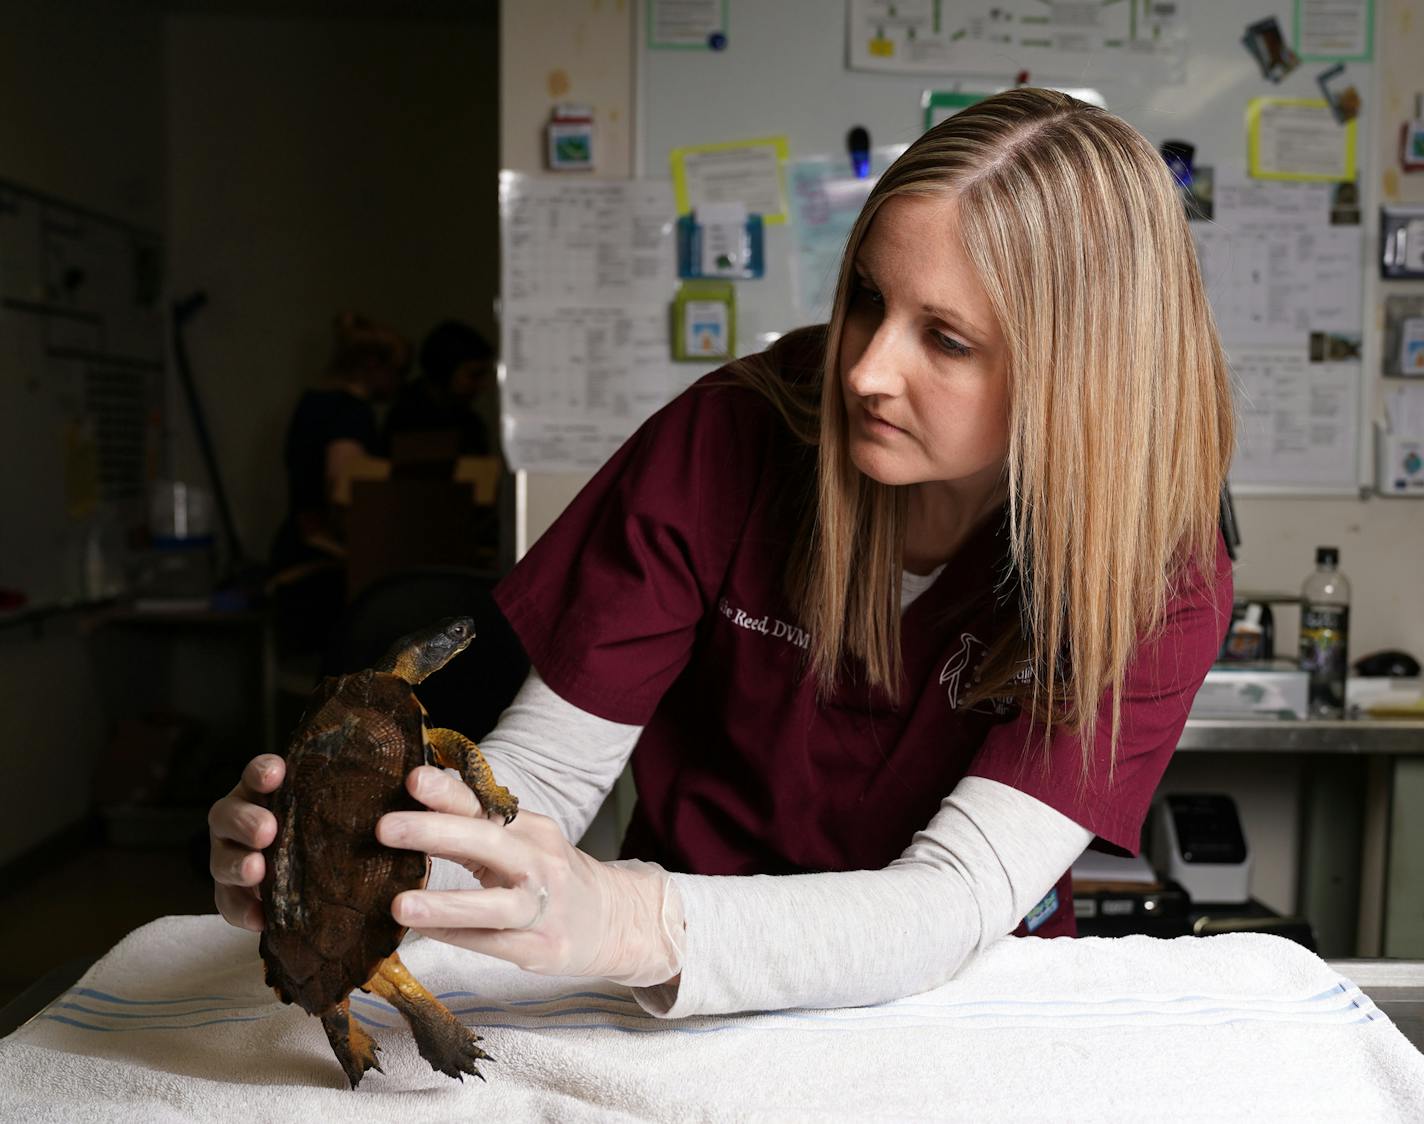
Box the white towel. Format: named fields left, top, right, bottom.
left=1, top=914, right=1421, bottom=1122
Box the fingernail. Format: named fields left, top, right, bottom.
left=411, top=768, right=433, bottom=798
left=399, top=895, right=426, bottom=921
left=379, top=815, right=407, bottom=844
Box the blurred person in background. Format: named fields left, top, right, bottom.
left=384, top=319, right=496, bottom=457
left=268, top=312, right=408, bottom=650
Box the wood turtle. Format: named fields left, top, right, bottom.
left=259, top=616, right=519, bottom=1088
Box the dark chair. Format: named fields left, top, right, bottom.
left=342, top=462, right=501, bottom=601
left=321, top=565, right=529, bottom=742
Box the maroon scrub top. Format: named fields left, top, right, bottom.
left=494, top=343, right=1233, bottom=939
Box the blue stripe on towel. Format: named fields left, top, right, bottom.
left=69, top=987, right=238, bottom=1005
left=42, top=1001, right=1382, bottom=1037
left=448, top=1004, right=656, bottom=1021
left=444, top=1004, right=1384, bottom=1039
left=384, top=993, right=1383, bottom=1037
left=38, top=974, right=1383, bottom=1038
left=434, top=988, right=642, bottom=1007
left=53, top=1001, right=270, bottom=1021
left=880, top=983, right=1360, bottom=1012
left=504, top=991, right=642, bottom=1007
left=40, top=1012, right=273, bottom=1033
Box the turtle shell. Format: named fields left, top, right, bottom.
left=259, top=668, right=431, bottom=1015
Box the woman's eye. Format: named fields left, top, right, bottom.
left=932, top=330, right=972, bottom=358
left=854, top=279, right=884, bottom=306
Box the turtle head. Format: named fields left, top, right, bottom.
left=375, top=616, right=476, bottom=684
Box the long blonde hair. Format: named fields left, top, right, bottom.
left=735, top=88, right=1234, bottom=773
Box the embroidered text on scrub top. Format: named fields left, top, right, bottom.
left=717, top=597, right=811, bottom=650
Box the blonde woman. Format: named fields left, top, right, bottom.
left=213, top=90, right=1234, bottom=1016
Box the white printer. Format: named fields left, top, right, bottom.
left=1151, top=794, right=1253, bottom=905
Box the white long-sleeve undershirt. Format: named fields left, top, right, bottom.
left=429, top=571, right=1092, bottom=1017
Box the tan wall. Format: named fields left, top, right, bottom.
left=1371, top=0, right=1424, bottom=962
left=504, top=0, right=1423, bottom=655
left=0, top=1, right=166, bottom=865
left=499, top=0, right=635, bottom=856
left=0, top=4, right=502, bottom=866
left=166, top=9, right=500, bottom=557
left=0, top=2, right=166, bottom=228
left=501, top=0, right=1424, bottom=905
left=1162, top=0, right=1424, bottom=922
left=500, top=0, right=632, bottom=552
left=1224, top=0, right=1424, bottom=654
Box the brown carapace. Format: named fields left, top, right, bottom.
left=259, top=616, right=519, bottom=1089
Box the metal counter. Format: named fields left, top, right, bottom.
left=1178, top=718, right=1424, bottom=754
left=1330, top=960, right=1424, bottom=1054
left=1174, top=717, right=1424, bottom=958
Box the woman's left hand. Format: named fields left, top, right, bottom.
left=377, top=766, right=683, bottom=987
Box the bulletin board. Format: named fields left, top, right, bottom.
left=633, top=0, right=1379, bottom=495
left=0, top=180, right=164, bottom=612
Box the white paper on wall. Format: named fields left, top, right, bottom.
left=1230, top=349, right=1359, bottom=489
left=1192, top=165, right=1364, bottom=491
left=845, top=0, right=1186, bottom=84
left=498, top=173, right=693, bottom=472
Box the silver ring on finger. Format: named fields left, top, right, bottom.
left=515, top=885, right=550, bottom=930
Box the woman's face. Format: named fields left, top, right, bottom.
left=839, top=193, right=1010, bottom=494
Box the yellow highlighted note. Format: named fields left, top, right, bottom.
left=1246, top=98, right=1356, bottom=182
left=670, top=136, right=790, bottom=224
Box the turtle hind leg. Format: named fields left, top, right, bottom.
left=426, top=726, right=519, bottom=824
left=319, top=997, right=383, bottom=1090
left=364, top=952, right=492, bottom=1082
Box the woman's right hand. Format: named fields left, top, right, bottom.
left=208, top=754, right=285, bottom=931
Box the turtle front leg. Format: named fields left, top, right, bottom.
left=425, top=727, right=519, bottom=824
left=319, top=997, right=383, bottom=1090
left=364, top=952, right=492, bottom=1082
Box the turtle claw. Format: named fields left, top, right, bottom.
left=342, top=1051, right=384, bottom=1091
left=337, top=1036, right=382, bottom=1090
left=479, top=785, right=519, bottom=826
left=410, top=1019, right=493, bottom=1083
left=366, top=952, right=497, bottom=1085
left=320, top=1000, right=383, bottom=1089
left=424, top=727, right=519, bottom=826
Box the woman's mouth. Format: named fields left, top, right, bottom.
left=861, top=407, right=906, bottom=436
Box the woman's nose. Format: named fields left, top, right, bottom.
left=844, top=325, right=907, bottom=399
